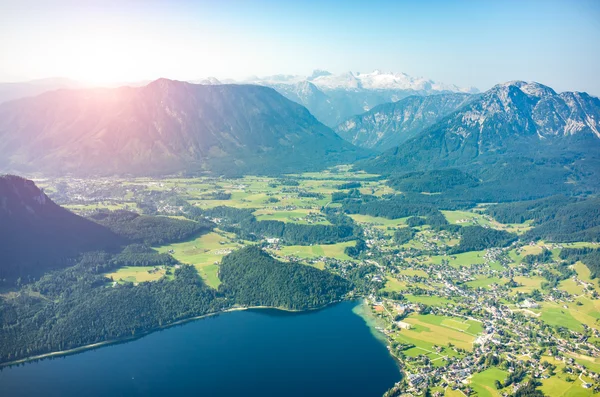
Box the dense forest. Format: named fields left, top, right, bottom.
left=487, top=196, right=600, bottom=242
left=0, top=257, right=225, bottom=363
left=187, top=205, right=358, bottom=245
left=0, top=242, right=354, bottom=364
left=387, top=169, right=479, bottom=193
left=560, top=248, right=600, bottom=279
left=394, top=227, right=416, bottom=245
left=451, top=226, right=517, bottom=254
left=219, top=246, right=351, bottom=310
left=89, top=210, right=214, bottom=245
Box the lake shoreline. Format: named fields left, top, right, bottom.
left=0, top=301, right=343, bottom=369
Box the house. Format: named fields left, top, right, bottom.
left=397, top=321, right=412, bottom=330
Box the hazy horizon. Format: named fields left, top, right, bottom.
left=1, top=0, right=600, bottom=95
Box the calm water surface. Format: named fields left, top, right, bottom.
left=0, top=301, right=400, bottom=397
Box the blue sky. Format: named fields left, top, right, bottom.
left=1, top=0, right=599, bottom=94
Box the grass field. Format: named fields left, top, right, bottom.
left=540, top=355, right=595, bottom=397
left=381, top=276, right=408, bottom=293
left=442, top=210, right=532, bottom=234
left=155, top=230, right=246, bottom=289
left=442, top=210, right=489, bottom=226
left=395, top=313, right=482, bottom=352
left=107, top=266, right=170, bottom=283
left=427, top=251, right=488, bottom=268
left=559, top=278, right=587, bottom=296
left=510, top=276, right=545, bottom=294
left=539, top=303, right=586, bottom=333
left=469, top=367, right=507, bottom=397
left=574, top=262, right=594, bottom=284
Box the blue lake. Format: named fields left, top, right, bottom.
left=0, top=301, right=400, bottom=396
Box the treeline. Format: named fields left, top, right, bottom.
left=89, top=210, right=213, bottom=246
left=560, top=248, right=600, bottom=279
left=337, top=181, right=362, bottom=189
left=240, top=219, right=354, bottom=245
left=0, top=257, right=225, bottom=363
left=111, top=244, right=179, bottom=268
left=333, top=189, right=472, bottom=221
left=487, top=196, right=600, bottom=242
left=345, top=239, right=367, bottom=258
left=522, top=249, right=553, bottom=265
left=451, top=226, right=517, bottom=253
left=341, top=198, right=439, bottom=219
left=201, top=191, right=231, bottom=200
left=0, top=244, right=356, bottom=364
left=219, top=246, right=351, bottom=310
left=387, top=169, right=479, bottom=193
left=188, top=206, right=357, bottom=245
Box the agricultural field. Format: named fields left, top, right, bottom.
left=155, top=230, right=247, bottom=289
left=469, top=367, right=507, bottom=397
left=427, top=250, right=489, bottom=268
left=540, top=355, right=595, bottom=396
left=107, top=266, right=172, bottom=284
left=510, top=275, right=545, bottom=294
left=394, top=313, right=482, bottom=352
left=442, top=210, right=532, bottom=234
left=466, top=276, right=506, bottom=289
left=381, top=276, right=408, bottom=293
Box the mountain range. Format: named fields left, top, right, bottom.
left=0, top=79, right=368, bottom=177
left=0, top=78, right=83, bottom=105
left=235, top=70, right=479, bottom=126
left=335, top=93, right=475, bottom=151
left=359, top=81, right=600, bottom=200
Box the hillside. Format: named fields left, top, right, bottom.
left=335, top=93, right=474, bottom=150
left=360, top=81, right=600, bottom=200
left=0, top=175, right=123, bottom=281
left=0, top=79, right=368, bottom=177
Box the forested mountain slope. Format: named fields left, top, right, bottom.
left=0, top=79, right=368, bottom=177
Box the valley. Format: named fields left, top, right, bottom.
left=5, top=165, right=596, bottom=397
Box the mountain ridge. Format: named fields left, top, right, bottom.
left=335, top=93, right=475, bottom=150
left=0, top=79, right=369, bottom=177
left=0, top=175, right=123, bottom=280
left=359, top=80, right=600, bottom=200
left=240, top=70, right=478, bottom=126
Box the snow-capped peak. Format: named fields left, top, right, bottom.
left=308, top=69, right=332, bottom=80
left=195, top=77, right=221, bottom=85
left=234, top=70, right=478, bottom=94
left=494, top=81, right=556, bottom=98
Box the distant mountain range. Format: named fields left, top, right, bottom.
left=335, top=93, right=474, bottom=151
left=0, top=78, right=83, bottom=104
left=359, top=81, right=600, bottom=200
left=0, top=175, right=122, bottom=280
left=0, top=79, right=368, bottom=177
left=0, top=71, right=477, bottom=128
left=230, top=70, right=479, bottom=126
